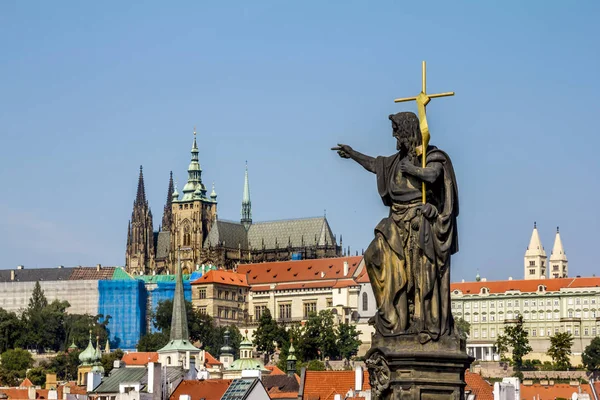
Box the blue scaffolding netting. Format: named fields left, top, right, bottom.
left=98, top=279, right=147, bottom=350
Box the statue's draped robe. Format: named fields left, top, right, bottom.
left=365, top=147, right=459, bottom=341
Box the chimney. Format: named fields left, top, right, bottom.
left=343, top=261, right=349, bottom=277
left=320, top=271, right=325, bottom=278
left=481, top=278, right=487, bottom=282
left=17, top=265, right=24, bottom=270
left=27, top=386, right=35, bottom=400
left=334, top=395, right=342, bottom=400
left=10, top=270, right=15, bottom=281
left=508, top=277, right=513, bottom=280
left=147, top=362, right=162, bottom=394
left=96, top=264, right=101, bottom=271
left=354, top=366, right=363, bottom=391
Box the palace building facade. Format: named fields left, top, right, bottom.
left=125, top=130, right=341, bottom=275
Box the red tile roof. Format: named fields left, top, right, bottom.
left=355, top=267, right=370, bottom=284
left=122, top=352, right=158, bottom=366
left=170, top=379, right=233, bottom=400
left=464, top=371, right=493, bottom=400
left=302, top=370, right=370, bottom=400
left=266, top=365, right=286, bottom=375
left=332, top=279, right=359, bottom=288
left=19, top=378, right=34, bottom=388
left=451, top=276, right=600, bottom=295
left=69, top=266, right=116, bottom=280
left=204, top=351, right=222, bottom=367
left=239, top=257, right=362, bottom=290
left=520, top=383, right=592, bottom=400
left=191, top=270, right=249, bottom=287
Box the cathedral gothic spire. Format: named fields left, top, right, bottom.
left=524, top=222, right=547, bottom=280
left=125, top=166, right=156, bottom=275
left=241, top=162, right=252, bottom=230
left=162, top=171, right=174, bottom=232
left=549, top=226, right=568, bottom=278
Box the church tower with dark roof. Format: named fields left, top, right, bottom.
left=125, top=166, right=155, bottom=275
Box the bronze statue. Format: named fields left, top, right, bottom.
left=333, top=111, right=458, bottom=344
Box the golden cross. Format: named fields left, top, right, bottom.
left=394, top=61, right=454, bottom=203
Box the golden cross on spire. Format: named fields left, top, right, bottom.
left=193, top=126, right=197, bottom=136
left=394, top=61, right=454, bottom=203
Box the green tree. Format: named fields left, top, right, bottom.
left=336, top=323, right=362, bottom=360
left=547, top=332, right=573, bottom=370
left=454, top=317, right=471, bottom=339
left=47, top=350, right=80, bottom=381
left=301, top=310, right=337, bottom=360
left=276, top=323, right=303, bottom=372
left=582, top=337, right=600, bottom=372
left=305, top=359, right=326, bottom=371
left=29, top=281, right=48, bottom=310
left=497, top=314, right=532, bottom=370
left=0, top=308, right=23, bottom=352
left=101, top=349, right=124, bottom=375
left=209, top=325, right=243, bottom=360
left=65, top=314, right=110, bottom=350
left=27, top=366, right=48, bottom=386
left=137, top=332, right=169, bottom=352
left=0, top=348, right=34, bottom=371
left=0, top=348, right=34, bottom=386
left=495, top=334, right=510, bottom=361
left=22, top=283, right=71, bottom=352
left=43, top=300, right=70, bottom=351
left=253, top=308, right=284, bottom=363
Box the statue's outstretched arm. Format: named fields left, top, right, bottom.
left=332, top=144, right=375, bottom=173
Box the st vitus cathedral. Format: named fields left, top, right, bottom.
left=125, top=130, right=342, bottom=275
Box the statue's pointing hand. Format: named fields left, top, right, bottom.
left=331, top=144, right=353, bottom=159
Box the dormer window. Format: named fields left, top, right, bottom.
left=480, top=287, right=489, bottom=295
left=538, top=285, right=545, bottom=292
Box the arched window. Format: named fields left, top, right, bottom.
left=167, top=356, right=171, bottom=364
left=362, top=292, right=368, bottom=311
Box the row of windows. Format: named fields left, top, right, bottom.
left=453, top=297, right=597, bottom=309
left=254, top=299, right=336, bottom=321
left=462, top=310, right=598, bottom=322
left=469, top=326, right=598, bottom=339
left=217, top=306, right=238, bottom=320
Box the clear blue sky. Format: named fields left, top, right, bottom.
left=1, top=1, right=599, bottom=281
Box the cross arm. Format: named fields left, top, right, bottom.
left=394, top=91, right=455, bottom=103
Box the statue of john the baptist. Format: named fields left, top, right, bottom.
left=333, top=111, right=459, bottom=343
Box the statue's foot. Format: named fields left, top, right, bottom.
left=418, top=333, right=432, bottom=344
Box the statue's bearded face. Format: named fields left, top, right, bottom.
left=393, top=124, right=411, bottom=152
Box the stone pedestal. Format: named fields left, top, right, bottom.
left=365, top=334, right=474, bottom=400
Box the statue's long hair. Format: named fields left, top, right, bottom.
left=389, top=112, right=422, bottom=161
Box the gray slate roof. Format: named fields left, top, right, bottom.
left=93, top=367, right=147, bottom=393
left=0, top=267, right=74, bottom=283
left=204, top=220, right=248, bottom=249
left=155, top=231, right=171, bottom=259
left=203, top=217, right=336, bottom=251
left=92, top=366, right=185, bottom=394
left=262, top=374, right=299, bottom=392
